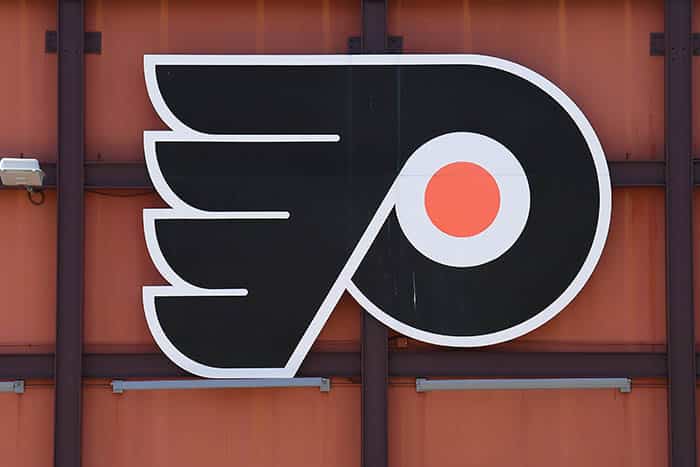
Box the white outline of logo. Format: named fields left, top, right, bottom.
left=143, top=54, right=611, bottom=378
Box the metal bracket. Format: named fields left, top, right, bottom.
left=348, top=35, right=403, bottom=53
left=416, top=378, right=632, bottom=394
left=45, top=31, right=102, bottom=54
left=649, top=32, right=700, bottom=56
left=0, top=380, right=25, bottom=394
left=111, top=377, right=331, bottom=394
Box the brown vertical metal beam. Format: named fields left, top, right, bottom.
left=361, top=314, right=388, bottom=467
left=665, top=1, right=697, bottom=466
left=54, top=1, right=85, bottom=467
left=360, top=2, right=389, bottom=467
left=362, top=0, right=387, bottom=53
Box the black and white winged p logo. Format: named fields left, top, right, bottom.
left=143, top=55, right=612, bottom=379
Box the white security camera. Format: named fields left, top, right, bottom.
left=0, top=158, right=44, bottom=188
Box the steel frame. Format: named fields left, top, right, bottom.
left=54, top=1, right=85, bottom=467
left=0, top=352, right=673, bottom=380
left=0, top=160, right=670, bottom=189
left=360, top=3, right=390, bottom=465
left=0, top=1, right=692, bottom=467
left=665, top=1, right=696, bottom=466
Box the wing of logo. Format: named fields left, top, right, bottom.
left=143, top=55, right=612, bottom=378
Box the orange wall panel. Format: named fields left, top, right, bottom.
left=84, top=192, right=164, bottom=351
left=83, top=379, right=359, bottom=467
left=0, top=0, right=56, bottom=161
left=0, top=191, right=56, bottom=351
left=312, top=294, right=362, bottom=352
left=389, top=0, right=664, bottom=161
left=84, top=0, right=360, bottom=161
left=389, top=380, right=667, bottom=467
left=83, top=193, right=360, bottom=351
left=0, top=384, right=53, bottom=467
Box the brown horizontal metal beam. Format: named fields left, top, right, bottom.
left=0, top=160, right=675, bottom=191
left=0, top=353, right=363, bottom=379
left=390, top=351, right=668, bottom=378
left=609, top=160, right=665, bottom=186
left=83, top=352, right=362, bottom=378
left=0, top=354, right=55, bottom=379
left=82, top=162, right=151, bottom=189
left=83, top=353, right=187, bottom=378
left=0, top=161, right=152, bottom=190
left=0, top=351, right=672, bottom=380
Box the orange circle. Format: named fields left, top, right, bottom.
left=424, top=162, right=501, bottom=237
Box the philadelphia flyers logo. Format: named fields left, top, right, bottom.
left=143, top=55, right=611, bottom=378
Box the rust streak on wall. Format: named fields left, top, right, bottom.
left=0, top=385, right=54, bottom=467
left=84, top=0, right=360, bottom=161
left=0, top=0, right=56, bottom=162
left=82, top=380, right=360, bottom=467
left=389, top=381, right=668, bottom=467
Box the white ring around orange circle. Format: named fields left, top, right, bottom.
left=395, top=132, right=531, bottom=267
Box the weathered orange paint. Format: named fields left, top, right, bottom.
left=0, top=190, right=56, bottom=353
left=389, top=0, right=664, bottom=161
left=312, top=294, right=362, bottom=352
left=83, top=379, right=360, bottom=466
left=84, top=191, right=164, bottom=352
left=84, top=0, right=360, bottom=161
left=389, top=379, right=668, bottom=467
left=0, top=0, right=56, bottom=162
left=0, top=383, right=53, bottom=467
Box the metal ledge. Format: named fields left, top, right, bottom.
left=416, top=377, right=631, bottom=393
left=111, top=377, right=331, bottom=393
left=0, top=380, right=24, bottom=394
